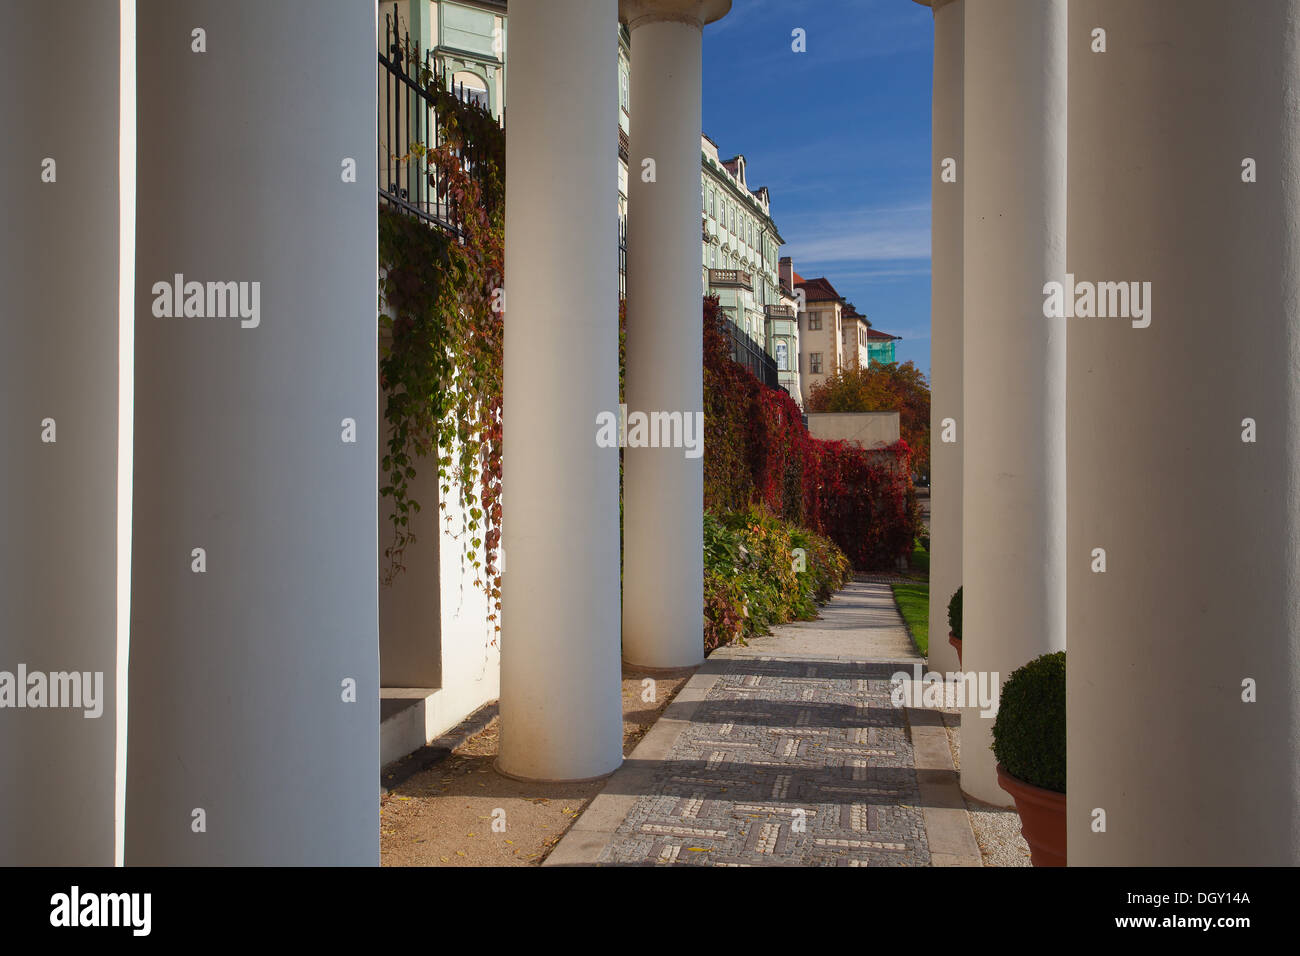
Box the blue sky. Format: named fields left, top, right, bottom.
left=702, top=0, right=934, bottom=376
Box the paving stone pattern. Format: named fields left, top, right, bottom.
left=597, top=658, right=930, bottom=866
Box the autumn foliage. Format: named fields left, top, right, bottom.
left=806, top=359, right=932, bottom=483
left=703, top=298, right=918, bottom=569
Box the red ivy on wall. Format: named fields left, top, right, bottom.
left=702, top=297, right=917, bottom=570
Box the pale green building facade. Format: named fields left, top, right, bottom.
left=394, top=1, right=507, bottom=120
left=698, top=136, right=800, bottom=404
left=394, top=1, right=800, bottom=403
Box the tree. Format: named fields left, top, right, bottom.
left=806, top=361, right=931, bottom=483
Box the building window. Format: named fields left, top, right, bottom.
left=808, top=312, right=822, bottom=331
left=709, top=188, right=715, bottom=218
left=452, top=71, right=490, bottom=110
left=775, top=340, right=789, bottom=371
left=810, top=352, right=823, bottom=374
left=620, top=64, right=630, bottom=113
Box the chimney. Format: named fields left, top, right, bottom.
left=779, top=256, right=793, bottom=289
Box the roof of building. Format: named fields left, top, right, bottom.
left=794, top=275, right=844, bottom=303
left=702, top=142, right=783, bottom=242
left=866, top=327, right=900, bottom=341
left=842, top=303, right=872, bottom=327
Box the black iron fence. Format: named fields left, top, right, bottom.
left=378, top=4, right=495, bottom=235
left=618, top=216, right=627, bottom=300
left=724, top=317, right=780, bottom=390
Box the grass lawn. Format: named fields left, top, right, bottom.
left=908, top=541, right=930, bottom=575
left=892, top=580, right=929, bottom=657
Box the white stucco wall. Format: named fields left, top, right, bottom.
left=805, top=412, right=902, bottom=449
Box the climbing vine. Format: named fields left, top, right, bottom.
left=701, top=297, right=918, bottom=569
left=378, top=48, right=504, bottom=635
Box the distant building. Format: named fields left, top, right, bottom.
left=841, top=303, right=872, bottom=370
left=795, top=273, right=902, bottom=406
left=839, top=302, right=900, bottom=367
left=700, top=138, right=782, bottom=312
left=771, top=258, right=803, bottom=406
left=407, top=1, right=508, bottom=121
left=701, top=136, right=794, bottom=399
left=866, top=325, right=900, bottom=365
left=794, top=271, right=847, bottom=406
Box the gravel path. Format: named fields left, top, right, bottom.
left=943, top=709, right=1031, bottom=866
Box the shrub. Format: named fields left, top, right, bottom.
left=702, top=505, right=851, bottom=651
left=991, top=651, right=1066, bottom=793
left=703, top=572, right=745, bottom=652
left=947, top=586, right=962, bottom=641
left=790, top=528, right=851, bottom=604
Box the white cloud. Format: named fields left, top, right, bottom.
left=783, top=200, right=931, bottom=262
left=816, top=265, right=932, bottom=282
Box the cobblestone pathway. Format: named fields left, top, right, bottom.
left=592, top=581, right=937, bottom=867
left=598, top=658, right=928, bottom=866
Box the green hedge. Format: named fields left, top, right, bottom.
left=947, top=586, right=962, bottom=641
left=991, top=651, right=1066, bottom=793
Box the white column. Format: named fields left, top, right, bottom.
left=0, top=0, right=122, bottom=866
left=960, top=0, right=1067, bottom=806
left=126, top=0, right=379, bottom=864
left=924, top=0, right=963, bottom=676
left=1067, top=0, right=1300, bottom=864
left=497, top=0, right=625, bottom=781
left=621, top=0, right=730, bottom=670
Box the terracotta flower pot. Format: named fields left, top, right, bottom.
left=996, top=763, right=1066, bottom=867
left=948, top=631, right=962, bottom=667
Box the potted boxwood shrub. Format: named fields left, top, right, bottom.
left=992, top=650, right=1066, bottom=866
left=946, top=586, right=962, bottom=666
